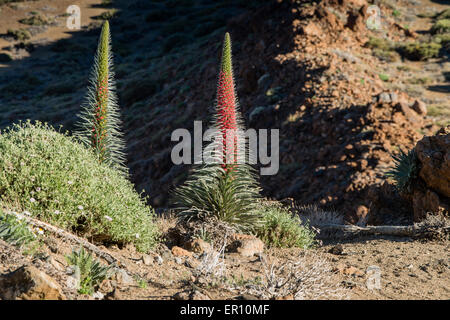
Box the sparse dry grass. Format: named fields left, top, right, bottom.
left=190, top=230, right=348, bottom=300
left=428, top=104, right=450, bottom=127
left=193, top=235, right=228, bottom=282
left=242, top=252, right=349, bottom=300
left=156, top=210, right=179, bottom=236
left=428, top=104, right=450, bottom=117
left=292, top=204, right=345, bottom=227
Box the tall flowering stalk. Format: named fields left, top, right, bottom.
left=215, top=32, right=239, bottom=171
left=75, top=21, right=127, bottom=174
left=172, top=33, right=262, bottom=232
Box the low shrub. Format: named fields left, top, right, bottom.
left=373, top=48, right=400, bottom=62
left=255, top=202, right=317, bottom=249
left=0, top=0, right=26, bottom=5
left=378, top=73, right=390, bottom=82
left=434, top=33, right=450, bottom=49
left=436, top=9, right=450, bottom=20
left=431, top=19, right=450, bottom=34
left=366, top=37, right=395, bottom=51
left=0, top=121, right=159, bottom=252
left=19, top=14, right=48, bottom=26
left=0, top=52, right=12, bottom=63
left=400, top=42, right=441, bottom=60
left=94, top=10, right=118, bottom=21
left=6, top=28, right=30, bottom=41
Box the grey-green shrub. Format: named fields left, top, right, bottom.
left=0, top=121, right=159, bottom=252
left=255, top=203, right=317, bottom=249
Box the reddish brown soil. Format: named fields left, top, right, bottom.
left=1, top=232, right=448, bottom=300
left=0, top=0, right=448, bottom=224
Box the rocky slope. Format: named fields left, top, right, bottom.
left=0, top=0, right=448, bottom=223
left=1, top=226, right=449, bottom=300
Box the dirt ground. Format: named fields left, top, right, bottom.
left=1, top=230, right=448, bottom=300
left=0, top=0, right=105, bottom=58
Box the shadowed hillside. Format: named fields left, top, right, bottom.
left=0, top=0, right=448, bottom=224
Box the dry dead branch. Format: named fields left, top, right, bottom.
left=316, top=222, right=449, bottom=239
left=5, top=210, right=119, bottom=265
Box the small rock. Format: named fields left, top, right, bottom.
left=173, top=290, right=210, bottom=300
left=66, top=265, right=80, bottom=290
left=185, top=238, right=212, bottom=254
left=173, top=290, right=190, bottom=300
left=171, top=246, right=193, bottom=257
left=237, top=294, right=260, bottom=300
left=92, top=291, right=104, bottom=300
left=301, top=21, right=322, bottom=37
left=0, top=265, right=66, bottom=300
left=378, top=92, right=391, bottom=104
left=115, top=269, right=134, bottom=286
left=389, top=92, right=398, bottom=103
left=334, top=263, right=364, bottom=276
left=47, top=256, right=64, bottom=271
left=154, top=256, right=163, bottom=265
left=411, top=100, right=427, bottom=115
left=142, top=254, right=152, bottom=265
left=174, top=257, right=183, bottom=265
left=66, top=266, right=75, bottom=275
left=106, top=288, right=123, bottom=300
left=228, top=237, right=264, bottom=257
left=66, top=275, right=79, bottom=291
left=276, top=295, right=294, bottom=300
left=161, top=249, right=172, bottom=260
left=328, top=244, right=345, bottom=255
left=184, top=259, right=198, bottom=269
left=99, top=279, right=113, bottom=293
left=395, top=102, right=422, bottom=124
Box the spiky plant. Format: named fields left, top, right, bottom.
left=386, top=149, right=418, bottom=192
left=171, top=33, right=262, bottom=232
left=75, top=21, right=127, bottom=174
left=66, top=247, right=114, bottom=295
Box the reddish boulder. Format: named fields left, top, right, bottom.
left=412, top=126, right=449, bottom=221
left=416, top=126, right=450, bottom=198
